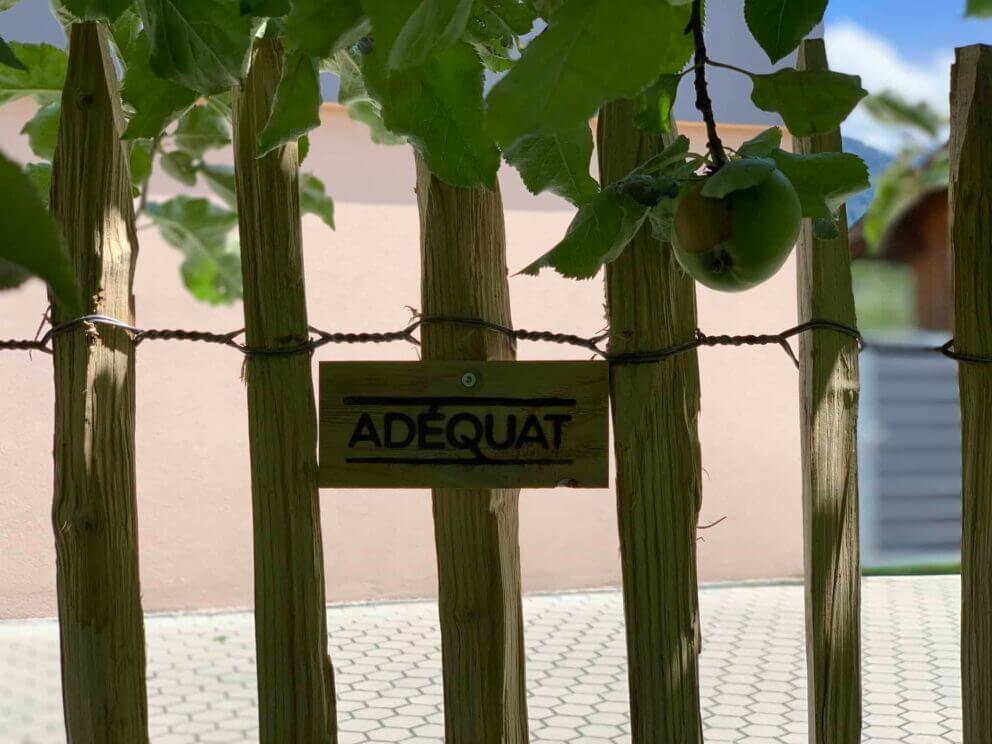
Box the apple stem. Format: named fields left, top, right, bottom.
left=688, top=0, right=728, bottom=170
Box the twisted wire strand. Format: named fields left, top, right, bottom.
left=1, top=312, right=990, bottom=366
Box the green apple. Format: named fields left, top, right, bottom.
left=672, top=169, right=802, bottom=292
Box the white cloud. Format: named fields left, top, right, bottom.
left=824, top=20, right=952, bottom=152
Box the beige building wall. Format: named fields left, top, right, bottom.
left=0, top=103, right=804, bottom=619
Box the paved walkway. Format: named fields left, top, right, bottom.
left=0, top=577, right=961, bottom=743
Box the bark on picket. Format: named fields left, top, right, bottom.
left=233, top=37, right=337, bottom=744
left=50, top=22, right=148, bottom=743
left=415, top=153, right=528, bottom=744
left=598, top=99, right=704, bottom=744
left=949, top=43, right=992, bottom=744
left=795, top=37, right=863, bottom=744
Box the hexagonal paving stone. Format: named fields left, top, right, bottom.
left=0, top=576, right=964, bottom=742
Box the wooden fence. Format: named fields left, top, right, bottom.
left=27, top=23, right=992, bottom=744
left=950, top=44, right=992, bottom=743
left=795, top=40, right=862, bottom=744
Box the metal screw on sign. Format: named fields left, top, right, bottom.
left=461, top=372, right=478, bottom=388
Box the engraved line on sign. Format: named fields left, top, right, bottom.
left=341, top=396, right=579, bottom=407
left=343, top=457, right=576, bottom=466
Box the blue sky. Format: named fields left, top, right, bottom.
left=824, top=0, right=990, bottom=150
left=827, top=0, right=991, bottom=63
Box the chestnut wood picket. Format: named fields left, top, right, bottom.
left=796, top=38, right=863, bottom=744
left=415, top=153, right=529, bottom=743
left=599, top=100, right=705, bottom=744
left=950, top=44, right=992, bottom=744
left=233, top=37, right=338, bottom=744
left=50, top=22, right=149, bottom=743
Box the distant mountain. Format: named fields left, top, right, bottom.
left=842, top=137, right=894, bottom=225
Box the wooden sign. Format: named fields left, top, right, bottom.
left=319, top=361, right=609, bottom=488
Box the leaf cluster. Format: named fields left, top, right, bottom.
left=967, top=0, right=992, bottom=17
left=858, top=89, right=950, bottom=255
left=2, top=0, right=956, bottom=301
left=484, top=0, right=870, bottom=278
left=1, top=4, right=335, bottom=306
left=522, top=126, right=870, bottom=278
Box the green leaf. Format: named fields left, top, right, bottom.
left=0, top=43, right=67, bottom=106
left=333, top=47, right=405, bottom=145
left=634, top=73, right=679, bottom=135
left=146, top=196, right=242, bottom=304
left=121, top=33, right=198, bottom=139
left=520, top=185, right=648, bottom=278
left=473, top=41, right=515, bottom=74
left=862, top=156, right=913, bottom=248
left=173, top=103, right=231, bottom=157
left=137, top=0, right=253, bottom=94
left=21, top=102, right=60, bottom=161
left=966, top=0, right=992, bottom=17
left=862, top=148, right=948, bottom=249
left=617, top=173, right=678, bottom=207
left=159, top=150, right=199, bottom=185
left=364, top=39, right=500, bottom=187
left=388, top=0, right=474, bottom=70
left=632, top=134, right=692, bottom=176
left=503, top=125, right=599, bottom=205
left=646, top=195, right=677, bottom=243
left=0, top=37, right=27, bottom=72
left=812, top=216, right=839, bottom=240
left=110, top=9, right=144, bottom=65
left=700, top=156, right=776, bottom=198
left=47, top=1, right=75, bottom=34
left=180, top=235, right=242, bottom=304
left=862, top=91, right=944, bottom=138
left=530, top=0, right=563, bottom=17
left=486, top=0, right=693, bottom=144
left=240, top=0, right=289, bottom=16
left=334, top=47, right=365, bottom=101
left=359, top=0, right=411, bottom=59
left=346, top=99, right=405, bottom=144
left=129, top=139, right=154, bottom=186
left=744, top=0, right=827, bottom=64
left=0, top=258, right=30, bottom=291
left=62, top=0, right=131, bottom=21
left=199, top=162, right=238, bottom=207
left=476, top=0, right=536, bottom=35
left=285, top=0, right=366, bottom=58
left=300, top=172, right=335, bottom=228
left=0, top=1, right=23, bottom=10
left=0, top=150, right=81, bottom=313
left=298, top=133, right=310, bottom=162
left=736, top=126, right=782, bottom=158
left=257, top=50, right=321, bottom=156
left=24, top=161, right=52, bottom=206
left=465, top=6, right=519, bottom=71
left=771, top=148, right=870, bottom=218
left=205, top=91, right=234, bottom=120
left=751, top=68, right=867, bottom=137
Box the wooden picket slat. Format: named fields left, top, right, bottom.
left=598, top=99, right=705, bottom=743
left=795, top=38, right=863, bottom=744
left=414, top=154, right=528, bottom=744
left=949, top=44, right=992, bottom=744
left=233, top=37, right=337, bottom=743
left=50, top=22, right=149, bottom=743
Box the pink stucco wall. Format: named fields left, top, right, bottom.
left=0, top=103, right=804, bottom=619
